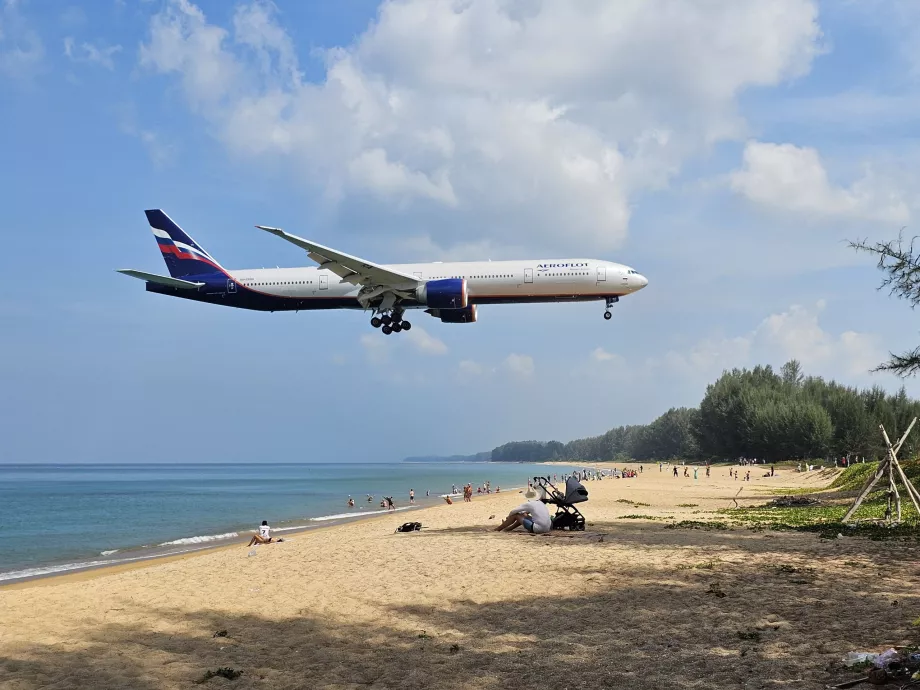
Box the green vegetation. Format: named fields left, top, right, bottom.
left=616, top=498, right=650, bottom=507
left=737, top=630, right=762, bottom=642
left=676, top=559, right=720, bottom=571
left=718, top=496, right=920, bottom=540
left=666, top=520, right=728, bottom=530
left=850, top=232, right=920, bottom=376
left=676, top=503, right=699, bottom=507
left=489, top=360, right=920, bottom=463
left=196, top=668, right=242, bottom=683
left=619, top=514, right=661, bottom=520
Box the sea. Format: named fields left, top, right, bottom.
left=0, top=462, right=576, bottom=584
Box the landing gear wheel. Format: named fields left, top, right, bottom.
left=391, top=322, right=403, bottom=333
left=401, top=321, right=412, bottom=331
left=371, top=317, right=382, bottom=328
left=381, top=314, right=392, bottom=325
left=604, top=311, right=612, bottom=320
left=382, top=325, right=393, bottom=335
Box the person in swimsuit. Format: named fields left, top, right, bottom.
left=248, top=520, right=273, bottom=546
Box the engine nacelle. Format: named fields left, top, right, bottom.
left=427, top=305, right=478, bottom=323
left=415, top=278, right=468, bottom=309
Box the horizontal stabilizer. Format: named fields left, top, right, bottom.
left=116, top=269, right=205, bottom=289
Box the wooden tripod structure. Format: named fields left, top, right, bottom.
left=842, top=417, right=920, bottom=524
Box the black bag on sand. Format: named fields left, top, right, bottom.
left=396, top=522, right=422, bottom=533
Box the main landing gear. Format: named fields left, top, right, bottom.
left=370, top=310, right=412, bottom=335
left=603, top=296, right=619, bottom=321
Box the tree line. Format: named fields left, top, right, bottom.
left=490, top=360, right=920, bottom=463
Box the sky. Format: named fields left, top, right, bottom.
left=2, top=0, right=920, bottom=463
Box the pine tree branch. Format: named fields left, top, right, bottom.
left=850, top=229, right=920, bottom=377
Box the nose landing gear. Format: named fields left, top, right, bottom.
left=603, top=296, right=619, bottom=321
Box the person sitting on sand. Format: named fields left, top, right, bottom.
left=248, top=520, right=273, bottom=546
left=494, top=498, right=552, bottom=534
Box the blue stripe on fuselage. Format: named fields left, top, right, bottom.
left=144, top=282, right=362, bottom=311
left=144, top=282, right=622, bottom=312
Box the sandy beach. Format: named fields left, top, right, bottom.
left=2, top=466, right=917, bottom=689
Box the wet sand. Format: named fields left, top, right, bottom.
left=1, top=465, right=915, bottom=689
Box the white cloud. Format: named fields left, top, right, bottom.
left=360, top=333, right=389, bottom=364
left=661, top=300, right=883, bottom=380
left=0, top=0, right=44, bottom=79
left=64, top=37, right=122, bottom=70
left=138, top=0, right=823, bottom=254
left=116, top=103, right=176, bottom=168
left=730, top=140, right=910, bottom=223
left=591, top=347, right=624, bottom=363
left=503, top=353, right=534, bottom=379
left=405, top=326, right=448, bottom=355
left=457, top=359, right=484, bottom=377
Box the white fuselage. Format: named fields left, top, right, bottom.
left=229, top=259, right=647, bottom=306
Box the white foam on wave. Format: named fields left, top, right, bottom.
left=272, top=524, right=311, bottom=533
left=99, top=550, right=119, bottom=556
left=0, top=550, right=187, bottom=583
left=158, top=531, right=239, bottom=546
left=309, top=506, right=414, bottom=522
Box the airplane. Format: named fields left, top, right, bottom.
left=118, top=210, right=648, bottom=334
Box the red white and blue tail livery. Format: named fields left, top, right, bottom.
left=118, top=209, right=648, bottom=334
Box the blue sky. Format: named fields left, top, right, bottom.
left=3, top=0, right=920, bottom=463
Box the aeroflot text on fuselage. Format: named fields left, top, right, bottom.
left=118, top=209, right=649, bottom=335
left=537, top=262, right=589, bottom=270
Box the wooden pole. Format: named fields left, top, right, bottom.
left=890, top=418, right=917, bottom=456
left=881, top=419, right=917, bottom=523
left=842, top=457, right=888, bottom=523
left=893, top=458, right=920, bottom=518
left=891, top=459, right=901, bottom=522
left=843, top=419, right=918, bottom=524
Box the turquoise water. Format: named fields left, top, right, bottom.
left=0, top=462, right=572, bottom=581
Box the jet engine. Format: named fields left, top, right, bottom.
left=426, top=305, right=478, bottom=323
left=415, top=278, right=468, bottom=309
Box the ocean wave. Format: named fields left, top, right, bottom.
left=99, top=550, right=119, bottom=556
left=0, top=551, right=179, bottom=583
left=158, top=532, right=239, bottom=546
left=272, top=524, right=312, bottom=533
left=309, top=506, right=414, bottom=522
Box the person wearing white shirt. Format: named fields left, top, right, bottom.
left=494, top=499, right=552, bottom=534
left=247, top=520, right=273, bottom=546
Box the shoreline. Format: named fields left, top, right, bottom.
left=7, top=467, right=895, bottom=690
left=0, top=487, right=528, bottom=589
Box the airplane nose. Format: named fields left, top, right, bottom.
left=638, top=274, right=648, bottom=288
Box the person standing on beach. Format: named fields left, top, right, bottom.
left=673, top=466, right=678, bottom=477
left=409, top=489, right=415, bottom=504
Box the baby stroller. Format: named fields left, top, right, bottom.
left=533, top=476, right=588, bottom=531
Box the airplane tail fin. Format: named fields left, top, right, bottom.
left=145, top=209, right=225, bottom=278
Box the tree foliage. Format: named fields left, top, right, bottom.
left=850, top=232, right=920, bottom=376
left=490, top=361, right=920, bottom=463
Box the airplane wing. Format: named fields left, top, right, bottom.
left=116, top=269, right=205, bottom=289
left=255, top=226, right=421, bottom=288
